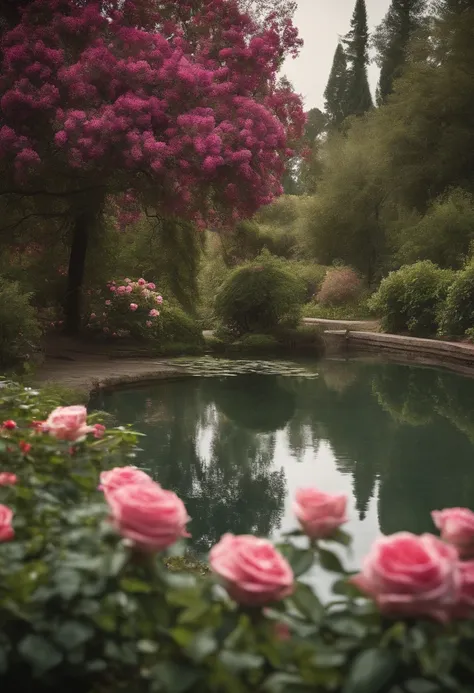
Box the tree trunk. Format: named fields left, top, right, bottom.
left=64, top=209, right=92, bottom=335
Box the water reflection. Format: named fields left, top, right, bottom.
left=92, top=360, right=474, bottom=556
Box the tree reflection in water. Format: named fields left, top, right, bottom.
left=92, top=360, right=474, bottom=547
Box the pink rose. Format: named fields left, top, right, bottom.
left=352, top=532, right=460, bottom=622
left=209, top=534, right=294, bottom=606
left=2, top=420, right=16, bottom=430
left=147, top=282, right=156, bottom=290
left=100, top=465, right=154, bottom=496
left=294, top=488, right=347, bottom=539
left=93, top=423, right=106, bottom=439
left=125, top=285, right=133, bottom=293
left=110, top=286, right=116, bottom=292
left=0, top=505, right=14, bottom=542
left=432, top=508, right=474, bottom=557
left=149, top=309, right=159, bottom=317
left=155, top=295, right=163, bottom=304
left=146, top=320, right=152, bottom=327
left=105, top=300, right=111, bottom=306
left=129, top=303, right=138, bottom=311
left=106, top=482, right=190, bottom=551
left=0, top=473, right=17, bottom=486
left=124, top=278, right=131, bottom=283
left=138, top=278, right=146, bottom=286
left=44, top=405, right=94, bottom=442
left=117, top=285, right=126, bottom=294
left=452, top=560, right=474, bottom=619
left=90, top=313, right=96, bottom=319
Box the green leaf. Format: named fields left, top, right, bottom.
left=185, top=629, right=217, bottom=663
left=119, top=577, right=152, bottom=593
left=329, top=529, right=353, bottom=547
left=54, top=621, right=94, bottom=650
left=281, top=546, right=315, bottom=578
left=219, top=650, right=264, bottom=673
left=342, top=648, right=398, bottom=693
left=152, top=661, right=201, bottom=693
left=262, top=673, right=311, bottom=692
left=318, top=548, right=345, bottom=573
left=332, top=578, right=361, bottom=599
left=290, top=582, right=324, bottom=623
left=330, top=616, right=368, bottom=639
left=312, top=650, right=347, bottom=669
left=18, top=635, right=63, bottom=673
left=86, top=660, right=107, bottom=673
left=137, top=639, right=158, bottom=654
left=55, top=569, right=81, bottom=600
left=178, top=601, right=210, bottom=625
left=109, top=550, right=129, bottom=577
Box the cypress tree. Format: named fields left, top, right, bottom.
left=324, top=43, right=350, bottom=128
left=343, top=0, right=373, bottom=116
left=373, top=0, right=427, bottom=105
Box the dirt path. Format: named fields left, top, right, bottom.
left=33, top=336, right=188, bottom=393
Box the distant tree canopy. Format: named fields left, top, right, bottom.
left=300, top=2, right=474, bottom=283
left=373, top=0, right=427, bottom=105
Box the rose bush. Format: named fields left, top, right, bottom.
left=2, top=381, right=474, bottom=692
left=86, top=276, right=164, bottom=340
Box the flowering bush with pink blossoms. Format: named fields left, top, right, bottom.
left=2, top=382, right=474, bottom=692
left=86, top=277, right=164, bottom=340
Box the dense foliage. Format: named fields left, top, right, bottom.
left=2, top=383, right=474, bottom=692
left=215, top=255, right=304, bottom=335
left=0, top=277, right=42, bottom=369
left=438, top=262, right=474, bottom=338
left=368, top=262, right=455, bottom=336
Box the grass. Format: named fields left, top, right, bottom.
left=303, top=300, right=374, bottom=321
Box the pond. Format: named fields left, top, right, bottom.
left=91, top=357, right=474, bottom=577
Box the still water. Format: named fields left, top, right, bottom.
left=91, top=358, right=474, bottom=571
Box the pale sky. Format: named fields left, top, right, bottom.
left=283, top=0, right=391, bottom=110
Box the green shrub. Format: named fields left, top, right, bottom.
left=156, top=305, right=204, bottom=347
left=284, top=261, right=328, bottom=302
left=0, top=277, right=42, bottom=370
left=215, top=255, right=304, bottom=335
left=275, top=325, right=325, bottom=354
left=233, top=333, right=279, bottom=352
left=438, top=261, right=474, bottom=337
left=396, top=188, right=474, bottom=269
left=368, top=261, right=455, bottom=336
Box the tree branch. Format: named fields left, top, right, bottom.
left=0, top=212, right=69, bottom=234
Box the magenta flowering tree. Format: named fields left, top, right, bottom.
left=0, top=0, right=304, bottom=332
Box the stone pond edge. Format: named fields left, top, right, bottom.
left=324, top=329, right=474, bottom=378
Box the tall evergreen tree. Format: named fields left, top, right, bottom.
left=324, top=43, right=350, bottom=128
left=343, top=0, right=373, bottom=116
left=373, top=0, right=427, bottom=105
